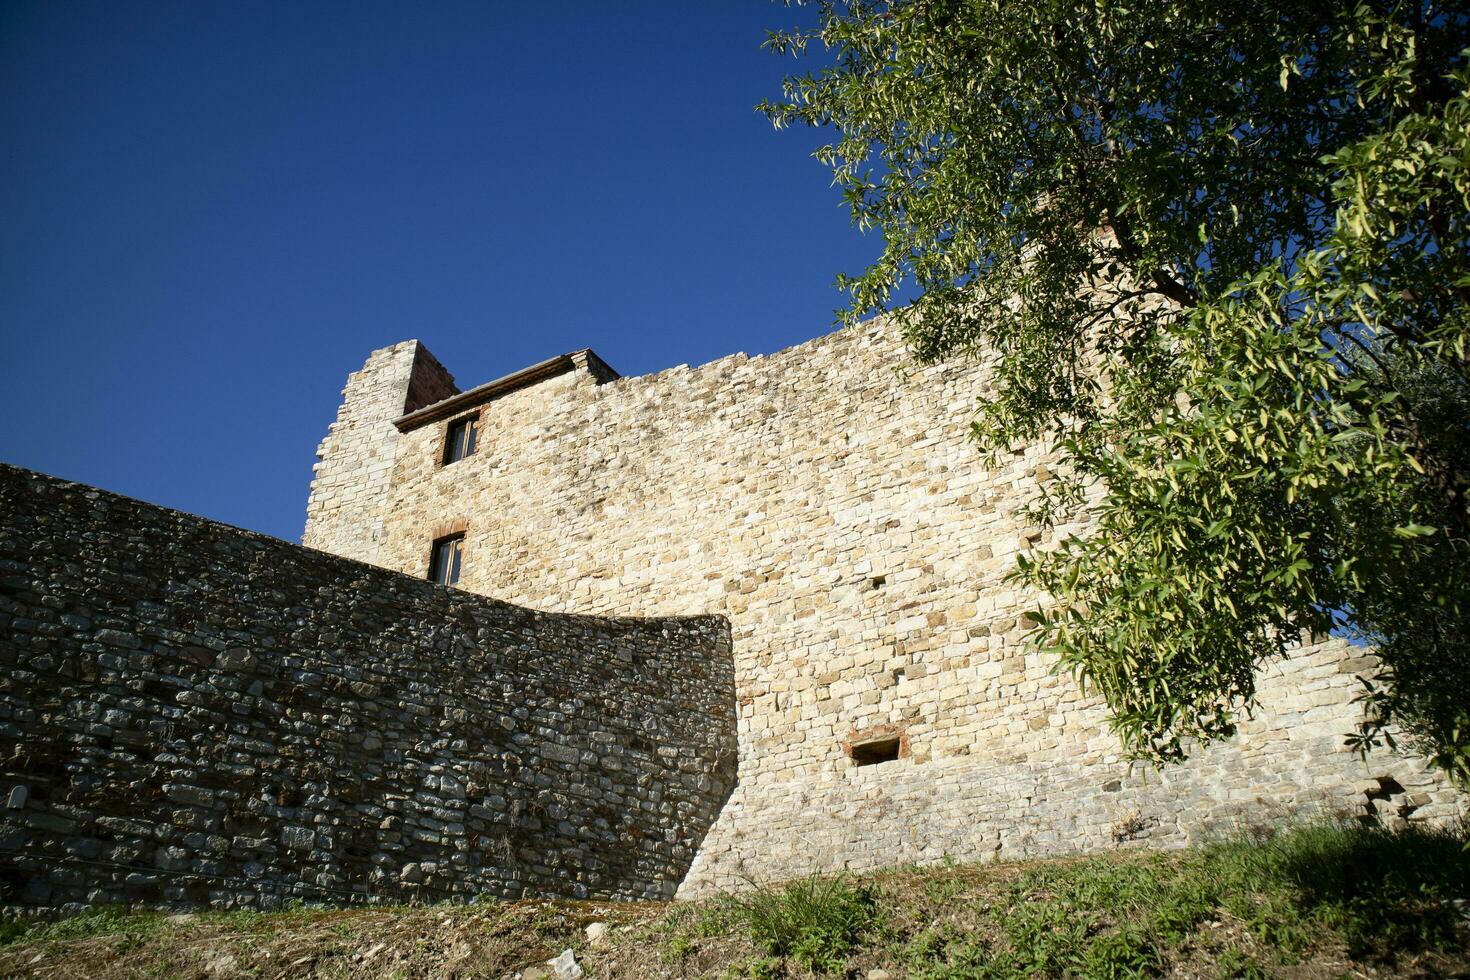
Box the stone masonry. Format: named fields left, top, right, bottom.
left=0, top=464, right=735, bottom=910
left=303, top=318, right=1466, bottom=897
left=304, top=341, right=458, bottom=567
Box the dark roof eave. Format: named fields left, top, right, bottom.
left=393, top=353, right=579, bottom=432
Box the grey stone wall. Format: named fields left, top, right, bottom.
left=0, top=464, right=736, bottom=911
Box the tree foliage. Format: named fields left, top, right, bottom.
left=765, top=0, right=1470, bottom=781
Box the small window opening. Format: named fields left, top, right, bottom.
left=429, top=534, right=465, bottom=586
left=869, top=575, right=886, bottom=590
left=443, top=415, right=479, bottom=465
left=851, top=737, right=901, bottom=767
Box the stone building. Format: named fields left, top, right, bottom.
left=303, top=321, right=1465, bottom=897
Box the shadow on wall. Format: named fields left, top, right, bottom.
left=0, top=463, right=737, bottom=910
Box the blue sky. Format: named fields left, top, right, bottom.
left=0, top=1, right=877, bottom=542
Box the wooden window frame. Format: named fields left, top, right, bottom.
left=428, top=533, right=466, bottom=587
left=442, top=413, right=480, bottom=466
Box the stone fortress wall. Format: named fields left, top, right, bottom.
left=0, top=465, right=735, bottom=910
left=304, top=320, right=1466, bottom=896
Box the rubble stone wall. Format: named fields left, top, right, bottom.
left=321, top=320, right=1464, bottom=896
left=0, top=464, right=736, bottom=911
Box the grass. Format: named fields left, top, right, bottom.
left=879, top=820, right=1469, bottom=979
left=0, top=905, right=169, bottom=947
left=1, top=819, right=1466, bottom=978
left=703, top=874, right=878, bottom=972
left=1207, top=818, right=1470, bottom=955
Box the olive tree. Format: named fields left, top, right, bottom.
left=764, top=0, right=1470, bottom=781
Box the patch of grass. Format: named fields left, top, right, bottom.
left=659, top=902, right=695, bottom=933
left=663, top=933, right=697, bottom=963
left=1215, top=945, right=1269, bottom=980
left=1, top=905, right=168, bottom=947
left=901, top=923, right=953, bottom=966
left=1201, top=818, right=1470, bottom=959
left=741, top=955, right=783, bottom=979
left=720, top=874, right=879, bottom=974
left=206, top=907, right=274, bottom=933
left=921, top=872, right=966, bottom=904
left=692, top=899, right=735, bottom=938
left=525, top=905, right=572, bottom=937
left=905, top=930, right=995, bottom=980
left=896, top=820, right=1469, bottom=979
left=0, top=919, right=31, bottom=946
left=1073, top=926, right=1160, bottom=979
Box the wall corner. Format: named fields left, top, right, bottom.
left=303, top=341, right=458, bottom=564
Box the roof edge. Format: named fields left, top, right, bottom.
left=392, top=349, right=618, bottom=432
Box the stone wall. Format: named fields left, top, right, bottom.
left=313, top=319, right=1465, bottom=896
left=0, top=464, right=736, bottom=910
left=678, top=637, right=1458, bottom=892
left=303, top=340, right=458, bottom=566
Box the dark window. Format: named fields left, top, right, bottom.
left=429, top=534, right=464, bottom=586
left=444, top=415, right=479, bottom=464
left=851, top=737, right=901, bottom=767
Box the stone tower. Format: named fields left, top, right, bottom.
left=303, top=341, right=457, bottom=565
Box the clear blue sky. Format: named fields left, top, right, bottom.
left=0, top=1, right=878, bottom=542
